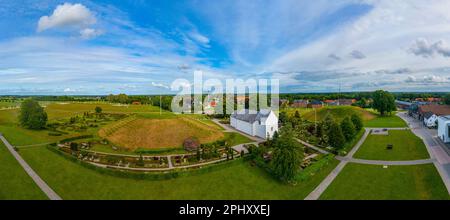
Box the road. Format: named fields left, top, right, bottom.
left=0, top=134, right=62, bottom=200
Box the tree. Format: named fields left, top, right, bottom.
left=95, top=106, right=102, bottom=114
left=340, top=117, right=355, bottom=141
left=372, top=90, right=396, bottom=116
left=327, top=121, right=345, bottom=150
left=270, top=124, right=304, bottom=182
left=444, top=93, right=450, bottom=105
left=294, top=110, right=301, bottom=119
left=278, top=111, right=288, bottom=124
left=351, top=114, right=363, bottom=131
left=19, top=99, right=47, bottom=129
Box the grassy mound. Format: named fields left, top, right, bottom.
left=100, top=116, right=225, bottom=150
left=302, top=106, right=375, bottom=122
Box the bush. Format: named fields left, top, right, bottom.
left=183, top=137, right=200, bottom=151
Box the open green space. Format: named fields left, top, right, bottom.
left=320, top=163, right=449, bottom=200
left=363, top=114, right=407, bottom=128
left=353, top=130, right=429, bottom=161
left=0, top=142, right=47, bottom=200
left=19, top=146, right=339, bottom=199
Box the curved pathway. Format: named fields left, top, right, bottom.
left=0, top=135, right=62, bottom=200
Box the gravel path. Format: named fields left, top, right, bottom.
left=0, top=135, right=62, bottom=200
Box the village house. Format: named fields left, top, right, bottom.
left=324, top=99, right=337, bottom=106
left=308, top=100, right=323, bottom=108
left=230, top=109, right=279, bottom=139
left=395, top=100, right=413, bottom=110
left=417, top=104, right=450, bottom=121
left=337, top=99, right=356, bottom=106
left=291, top=99, right=308, bottom=108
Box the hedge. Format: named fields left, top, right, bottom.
left=59, top=135, right=94, bottom=143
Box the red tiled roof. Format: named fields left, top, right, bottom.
left=419, top=105, right=450, bottom=116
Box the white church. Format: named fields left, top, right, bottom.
left=230, top=109, right=279, bottom=139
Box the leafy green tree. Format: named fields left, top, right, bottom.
left=372, top=90, right=396, bottom=116
left=327, top=120, right=345, bottom=150
left=19, top=99, right=47, bottom=129
left=95, top=106, right=102, bottom=114
left=278, top=111, right=288, bottom=124
left=270, top=124, right=304, bottom=182
left=294, top=110, right=301, bottom=119
left=351, top=114, right=363, bottom=131
left=340, top=117, right=355, bottom=141
left=444, top=93, right=450, bottom=105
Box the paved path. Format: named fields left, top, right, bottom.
left=304, top=160, right=348, bottom=200
left=0, top=135, right=62, bottom=200
left=397, top=112, right=450, bottom=194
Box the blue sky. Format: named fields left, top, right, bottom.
left=1, top=0, right=450, bottom=95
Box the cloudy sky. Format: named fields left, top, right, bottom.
left=1, top=0, right=450, bottom=95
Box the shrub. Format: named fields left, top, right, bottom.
left=183, top=137, right=200, bottom=151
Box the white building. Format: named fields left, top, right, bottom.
left=423, top=113, right=438, bottom=128
left=230, top=109, right=279, bottom=139
left=437, top=115, right=450, bottom=143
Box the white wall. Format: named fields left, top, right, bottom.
left=438, top=117, right=450, bottom=143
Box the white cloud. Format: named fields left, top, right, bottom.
left=151, top=82, right=169, bottom=89
left=80, top=28, right=103, bottom=39
left=189, top=32, right=210, bottom=45
left=37, top=3, right=96, bottom=32
left=64, top=87, right=76, bottom=92
left=409, top=38, right=450, bottom=58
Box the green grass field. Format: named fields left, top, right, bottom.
left=363, top=114, right=407, bottom=128
left=0, top=142, right=47, bottom=200
left=19, top=146, right=339, bottom=199
left=353, top=130, right=430, bottom=161
left=320, top=163, right=449, bottom=200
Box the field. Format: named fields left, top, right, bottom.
left=320, top=163, right=449, bottom=200
left=99, top=116, right=225, bottom=150
left=353, top=130, right=430, bottom=161
left=302, top=106, right=375, bottom=122
left=19, top=146, right=340, bottom=199
left=0, top=142, right=47, bottom=200
left=363, top=114, right=407, bottom=128
left=45, top=102, right=162, bottom=120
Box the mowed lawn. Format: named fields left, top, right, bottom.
left=0, top=143, right=47, bottom=200
left=354, top=130, right=430, bottom=161
left=19, top=146, right=340, bottom=200
left=363, top=114, right=407, bottom=128
left=320, top=163, right=449, bottom=200
left=102, top=117, right=225, bottom=150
